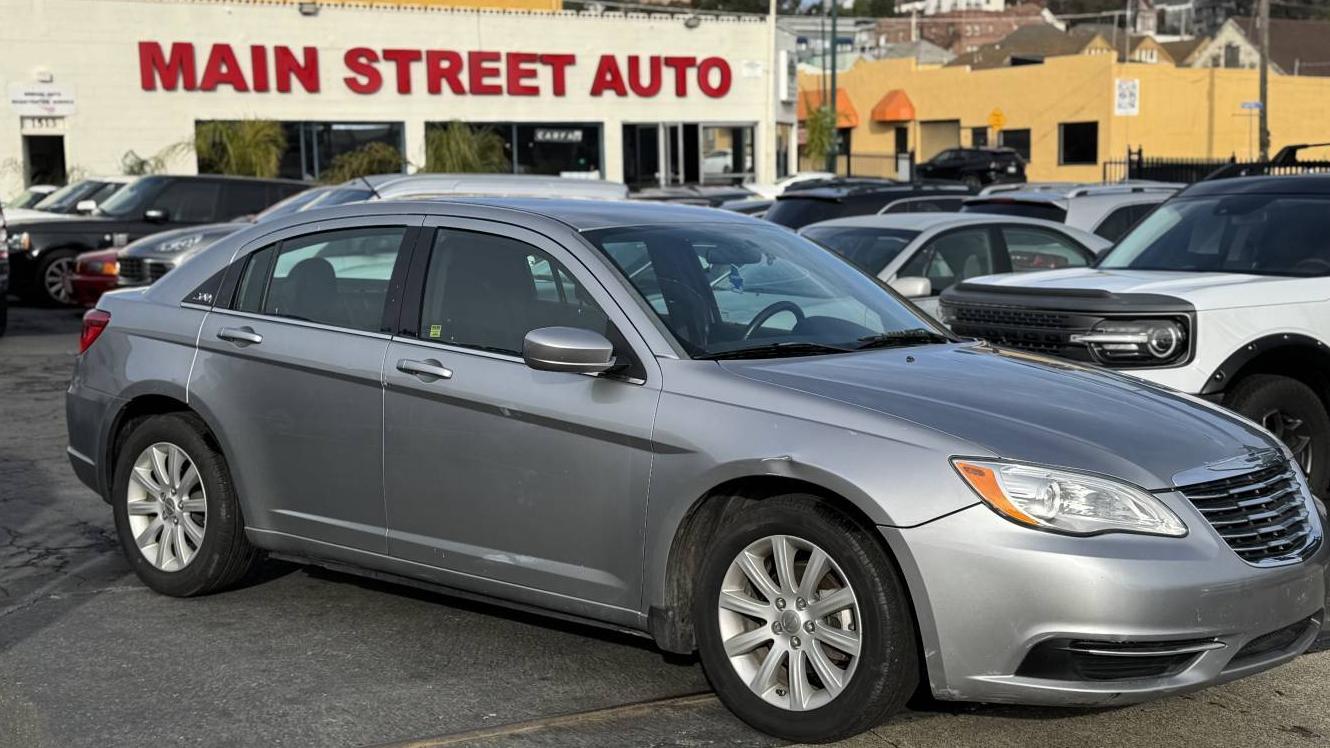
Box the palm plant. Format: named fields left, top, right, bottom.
left=193, top=120, right=287, bottom=178
left=424, top=121, right=510, bottom=173
left=318, top=142, right=405, bottom=184
left=803, top=107, right=837, bottom=172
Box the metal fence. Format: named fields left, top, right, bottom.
left=1103, top=146, right=1330, bottom=183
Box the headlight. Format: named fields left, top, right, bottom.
left=157, top=233, right=205, bottom=253
left=1070, top=318, right=1188, bottom=366
left=6, top=231, right=30, bottom=252
left=82, top=260, right=119, bottom=276
left=953, top=459, right=1187, bottom=537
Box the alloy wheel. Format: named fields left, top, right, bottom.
left=717, top=534, right=862, bottom=711
left=1261, top=409, right=1315, bottom=476
left=44, top=256, right=75, bottom=304
left=126, top=442, right=207, bottom=572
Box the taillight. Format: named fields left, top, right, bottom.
left=80, top=309, right=111, bottom=354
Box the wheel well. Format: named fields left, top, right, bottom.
left=649, top=476, right=885, bottom=655
left=1221, top=343, right=1330, bottom=405
left=102, top=394, right=197, bottom=498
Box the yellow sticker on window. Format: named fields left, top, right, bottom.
left=428, top=324, right=442, bottom=338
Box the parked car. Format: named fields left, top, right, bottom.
left=764, top=181, right=974, bottom=229
left=4, top=175, right=307, bottom=305
left=1, top=177, right=133, bottom=224
left=632, top=184, right=755, bottom=207
left=114, top=175, right=631, bottom=296
left=0, top=220, right=8, bottom=336
left=801, top=213, right=1109, bottom=317
left=69, top=248, right=121, bottom=307
left=914, top=147, right=1026, bottom=188
left=70, top=197, right=1326, bottom=743
left=961, top=183, right=1179, bottom=243
left=942, top=174, right=1330, bottom=492
left=6, top=184, right=57, bottom=210
left=744, top=171, right=836, bottom=199
left=720, top=197, right=774, bottom=216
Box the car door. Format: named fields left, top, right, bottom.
left=381, top=217, right=661, bottom=612
left=150, top=179, right=223, bottom=227
left=998, top=225, right=1095, bottom=272
left=890, top=226, right=1006, bottom=316
left=191, top=215, right=421, bottom=553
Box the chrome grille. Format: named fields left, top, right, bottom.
left=119, top=257, right=146, bottom=283
left=1178, top=462, right=1318, bottom=566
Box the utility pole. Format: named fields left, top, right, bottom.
left=1258, top=0, right=1270, bottom=160
left=826, top=0, right=840, bottom=173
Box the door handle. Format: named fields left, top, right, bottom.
left=217, top=327, right=263, bottom=346
left=396, top=358, right=453, bottom=382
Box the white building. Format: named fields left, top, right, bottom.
left=893, top=0, right=1004, bottom=17
left=1, top=0, right=798, bottom=196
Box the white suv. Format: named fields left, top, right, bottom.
left=941, top=175, right=1330, bottom=492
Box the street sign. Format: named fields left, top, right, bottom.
left=1240, top=101, right=1263, bottom=110
left=987, top=108, right=1006, bottom=131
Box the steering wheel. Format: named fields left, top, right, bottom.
left=743, top=301, right=806, bottom=340
left=1293, top=257, right=1330, bottom=275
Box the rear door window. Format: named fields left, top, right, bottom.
left=898, top=227, right=1000, bottom=294
left=152, top=180, right=223, bottom=223
left=1093, top=203, right=1157, bottom=242
left=1000, top=226, right=1094, bottom=271
left=220, top=183, right=272, bottom=219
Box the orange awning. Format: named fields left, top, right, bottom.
left=871, top=89, right=915, bottom=123
left=796, top=89, right=859, bottom=129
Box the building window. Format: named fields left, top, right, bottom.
left=971, top=127, right=989, bottom=147
left=777, top=123, right=793, bottom=179
left=1224, top=43, right=1241, bottom=68
left=426, top=122, right=602, bottom=178
left=1058, top=121, right=1098, bottom=165
left=280, top=121, right=405, bottom=181
left=998, top=128, right=1031, bottom=161
left=702, top=125, right=756, bottom=184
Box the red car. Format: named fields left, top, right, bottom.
left=70, top=248, right=120, bottom=307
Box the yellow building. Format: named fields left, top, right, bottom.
left=274, top=0, right=562, bottom=11
left=800, top=54, right=1330, bottom=182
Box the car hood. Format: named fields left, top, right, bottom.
left=121, top=223, right=245, bottom=260
left=721, top=342, right=1279, bottom=490
left=965, top=267, right=1319, bottom=310
left=2, top=207, right=64, bottom=223
left=4, top=214, right=125, bottom=232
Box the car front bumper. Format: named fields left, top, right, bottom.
left=882, top=497, right=1328, bottom=706
left=70, top=272, right=118, bottom=306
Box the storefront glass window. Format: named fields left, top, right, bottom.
left=776, top=123, right=793, bottom=179
left=278, top=122, right=405, bottom=181
left=428, top=122, right=602, bottom=178
left=701, top=125, right=755, bottom=185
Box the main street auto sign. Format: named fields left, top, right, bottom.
left=8, top=83, right=76, bottom=116
left=137, top=42, right=734, bottom=98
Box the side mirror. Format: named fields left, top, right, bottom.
left=523, top=326, right=617, bottom=374
left=75, top=199, right=97, bottom=214
left=890, top=276, right=933, bottom=298
left=144, top=208, right=168, bottom=223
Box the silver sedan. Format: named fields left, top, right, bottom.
left=67, top=198, right=1325, bottom=743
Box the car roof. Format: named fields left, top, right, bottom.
left=400, top=196, right=758, bottom=231
left=800, top=212, right=1072, bottom=232
left=1180, top=174, right=1330, bottom=197
left=355, top=173, right=630, bottom=200
left=151, top=174, right=308, bottom=186
left=779, top=182, right=972, bottom=199
left=964, top=191, right=1068, bottom=207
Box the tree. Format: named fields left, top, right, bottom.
left=193, top=119, right=286, bottom=178
left=318, top=142, right=405, bottom=184
left=803, top=106, right=837, bottom=169
left=850, top=0, right=897, bottom=17
left=423, top=121, right=510, bottom=173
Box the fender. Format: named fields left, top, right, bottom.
left=1201, top=333, right=1330, bottom=396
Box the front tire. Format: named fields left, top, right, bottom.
left=25, top=249, right=77, bottom=306
left=693, top=495, right=918, bottom=743
left=111, top=413, right=262, bottom=596
left=1227, top=374, right=1330, bottom=494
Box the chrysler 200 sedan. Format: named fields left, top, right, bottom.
left=67, top=199, right=1326, bottom=743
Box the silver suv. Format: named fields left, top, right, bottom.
left=67, top=199, right=1327, bottom=742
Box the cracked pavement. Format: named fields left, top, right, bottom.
left=1, top=304, right=1328, bottom=747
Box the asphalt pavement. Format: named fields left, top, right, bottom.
left=1, top=303, right=1327, bottom=747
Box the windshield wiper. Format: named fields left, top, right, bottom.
left=697, top=341, right=854, bottom=361
left=853, top=328, right=950, bottom=350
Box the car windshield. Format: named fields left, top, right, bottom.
left=33, top=180, right=110, bottom=212
left=254, top=185, right=374, bottom=222
left=801, top=226, right=921, bottom=275
left=97, top=177, right=164, bottom=217
left=586, top=222, right=946, bottom=359
left=1099, top=194, right=1330, bottom=276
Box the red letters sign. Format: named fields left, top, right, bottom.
left=138, top=42, right=732, bottom=98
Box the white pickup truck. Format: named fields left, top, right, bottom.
left=940, top=174, right=1330, bottom=492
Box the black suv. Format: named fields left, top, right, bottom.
left=915, top=148, right=1026, bottom=189
left=5, top=175, right=307, bottom=305
left=764, top=180, right=974, bottom=229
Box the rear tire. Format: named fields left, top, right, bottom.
left=693, top=495, right=918, bottom=743
left=1227, top=374, right=1330, bottom=494
left=111, top=413, right=263, bottom=596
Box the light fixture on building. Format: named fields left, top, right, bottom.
left=683, top=14, right=702, bottom=29
left=298, top=1, right=319, bottom=16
